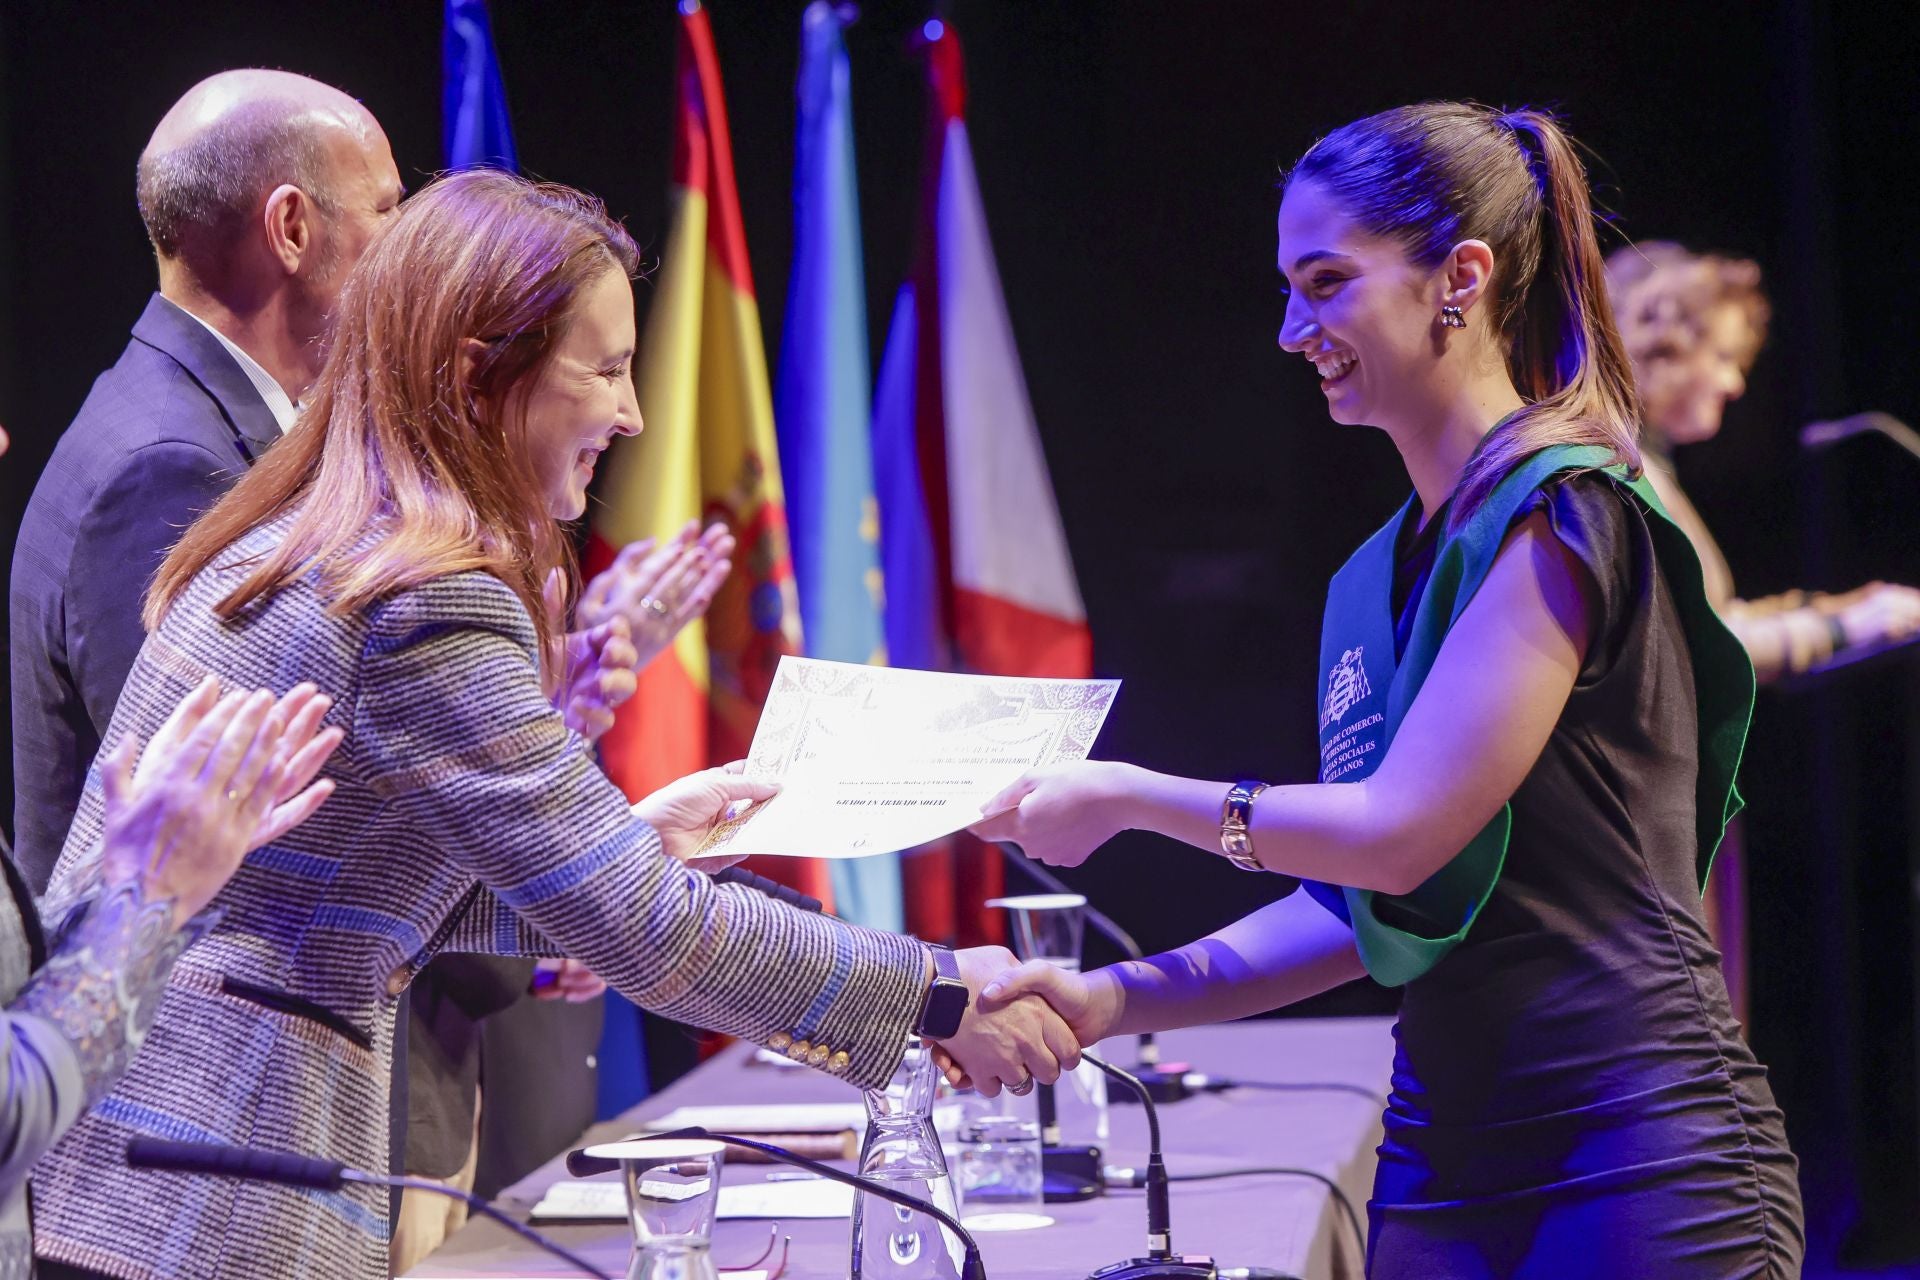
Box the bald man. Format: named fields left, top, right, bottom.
left=9, top=70, right=401, bottom=892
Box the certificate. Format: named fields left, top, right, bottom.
left=697, top=657, right=1120, bottom=860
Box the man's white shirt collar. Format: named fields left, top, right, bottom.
left=179, top=307, right=300, bottom=435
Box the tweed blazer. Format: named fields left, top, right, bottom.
left=32, top=514, right=931, bottom=1280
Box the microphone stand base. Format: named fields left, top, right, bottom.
left=1087, top=1258, right=1219, bottom=1279
left=1043, top=1143, right=1106, bottom=1202
left=1109, top=1067, right=1196, bottom=1105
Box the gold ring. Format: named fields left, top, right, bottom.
left=226, top=790, right=239, bottom=803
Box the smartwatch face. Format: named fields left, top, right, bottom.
left=922, top=979, right=968, bottom=1039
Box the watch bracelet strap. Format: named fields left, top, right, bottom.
left=1220, top=780, right=1270, bottom=872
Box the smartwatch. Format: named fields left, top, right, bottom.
left=913, top=945, right=970, bottom=1039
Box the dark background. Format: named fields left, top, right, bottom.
left=3, top=0, right=1917, bottom=1271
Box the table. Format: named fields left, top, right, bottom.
left=408, top=1017, right=1394, bottom=1280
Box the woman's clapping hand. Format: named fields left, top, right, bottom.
left=98, top=677, right=344, bottom=927
left=576, top=520, right=734, bottom=672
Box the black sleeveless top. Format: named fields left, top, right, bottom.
left=1367, top=473, right=1802, bottom=1278
left=1391, top=470, right=1734, bottom=1120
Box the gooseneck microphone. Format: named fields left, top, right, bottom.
left=1799, top=411, right=1920, bottom=463
left=1080, top=1052, right=1218, bottom=1280
left=569, top=1126, right=987, bottom=1280
left=125, top=1138, right=613, bottom=1279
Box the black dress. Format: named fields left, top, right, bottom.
left=1365, top=474, right=1804, bottom=1279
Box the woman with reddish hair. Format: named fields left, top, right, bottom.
left=32, top=170, right=1074, bottom=1280
left=970, top=104, right=1802, bottom=1277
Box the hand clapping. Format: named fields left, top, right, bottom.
left=576, top=520, right=735, bottom=671
left=551, top=522, right=735, bottom=741
left=98, top=677, right=344, bottom=927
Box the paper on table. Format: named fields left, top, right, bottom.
left=531, top=1177, right=854, bottom=1221
left=720, top=1178, right=854, bottom=1219
left=698, top=657, right=1120, bottom=860
left=641, top=1102, right=865, bottom=1134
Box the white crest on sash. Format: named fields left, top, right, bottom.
left=1319, top=646, right=1371, bottom=731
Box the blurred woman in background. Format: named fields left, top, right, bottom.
left=1606, top=242, right=1920, bottom=1020
left=1605, top=242, right=1920, bottom=679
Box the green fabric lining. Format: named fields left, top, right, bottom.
left=1305, top=443, right=1755, bottom=986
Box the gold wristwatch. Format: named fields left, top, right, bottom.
left=1219, top=780, right=1269, bottom=872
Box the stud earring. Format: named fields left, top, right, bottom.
left=1440, top=306, right=1466, bottom=329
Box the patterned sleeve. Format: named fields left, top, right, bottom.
left=4, top=883, right=217, bottom=1193
left=354, top=573, right=930, bottom=1091
left=434, top=887, right=562, bottom=960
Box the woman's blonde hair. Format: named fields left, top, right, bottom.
left=1605, top=241, right=1769, bottom=380
left=146, top=169, right=640, bottom=678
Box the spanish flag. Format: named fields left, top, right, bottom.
left=587, top=0, right=828, bottom=907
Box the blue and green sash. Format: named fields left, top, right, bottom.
left=1304, top=443, right=1754, bottom=986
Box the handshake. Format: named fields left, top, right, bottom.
left=919, top=944, right=1117, bottom=1099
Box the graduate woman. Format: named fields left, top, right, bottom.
left=966, top=103, right=1803, bottom=1278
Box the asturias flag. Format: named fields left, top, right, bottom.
left=873, top=19, right=1092, bottom=941
left=443, top=0, right=517, bottom=171
left=588, top=0, right=828, bottom=907
left=775, top=2, right=902, bottom=931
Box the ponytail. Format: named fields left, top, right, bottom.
left=1289, top=103, right=1642, bottom=529
left=1450, top=111, right=1640, bottom=525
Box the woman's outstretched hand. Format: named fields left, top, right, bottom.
left=99, top=677, right=344, bottom=927
left=984, top=961, right=1123, bottom=1048
left=632, top=761, right=779, bottom=872
left=968, top=760, right=1138, bottom=868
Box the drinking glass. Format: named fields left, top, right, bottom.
left=584, top=1138, right=727, bottom=1280
left=987, top=892, right=1110, bottom=1147
left=950, top=1101, right=1051, bottom=1232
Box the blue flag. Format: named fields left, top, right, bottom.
left=443, top=0, right=517, bottom=170
left=775, top=2, right=903, bottom=930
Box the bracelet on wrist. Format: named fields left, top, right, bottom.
left=1218, top=780, right=1270, bottom=873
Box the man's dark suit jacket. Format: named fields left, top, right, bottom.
left=10, top=293, right=281, bottom=893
